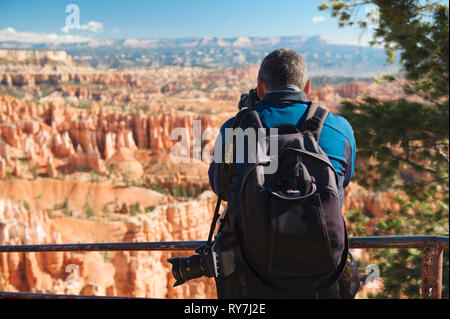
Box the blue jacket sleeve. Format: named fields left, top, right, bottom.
left=343, top=126, right=356, bottom=188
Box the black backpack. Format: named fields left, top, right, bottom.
left=209, top=103, right=349, bottom=298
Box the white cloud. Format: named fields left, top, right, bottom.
left=61, top=21, right=104, bottom=34
left=0, top=27, right=91, bottom=44
left=312, top=16, right=326, bottom=23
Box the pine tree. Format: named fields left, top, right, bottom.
left=320, top=0, right=449, bottom=298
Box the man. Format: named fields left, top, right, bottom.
left=206, top=48, right=357, bottom=298
left=209, top=48, right=356, bottom=211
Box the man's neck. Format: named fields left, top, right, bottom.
left=260, top=85, right=309, bottom=106
left=266, top=85, right=302, bottom=94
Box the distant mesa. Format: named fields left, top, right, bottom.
left=0, top=35, right=393, bottom=77
left=0, top=49, right=73, bottom=64
left=0, top=48, right=95, bottom=74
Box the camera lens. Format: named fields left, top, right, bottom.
left=167, top=254, right=205, bottom=287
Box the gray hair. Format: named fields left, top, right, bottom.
left=258, top=48, right=308, bottom=92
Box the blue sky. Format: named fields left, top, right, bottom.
left=0, top=0, right=448, bottom=45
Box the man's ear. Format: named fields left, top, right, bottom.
left=304, top=80, right=311, bottom=95
left=257, top=77, right=265, bottom=99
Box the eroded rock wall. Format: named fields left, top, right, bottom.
left=0, top=189, right=219, bottom=298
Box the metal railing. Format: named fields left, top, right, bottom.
left=0, top=236, right=448, bottom=299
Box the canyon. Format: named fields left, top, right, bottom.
left=0, top=50, right=408, bottom=298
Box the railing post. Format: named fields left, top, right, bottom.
left=422, top=242, right=443, bottom=299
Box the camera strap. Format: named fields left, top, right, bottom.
left=207, top=197, right=222, bottom=246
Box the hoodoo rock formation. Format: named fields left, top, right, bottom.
left=0, top=73, right=141, bottom=89
left=0, top=95, right=215, bottom=175
left=0, top=186, right=218, bottom=298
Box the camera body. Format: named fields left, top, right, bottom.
left=238, top=88, right=260, bottom=110
left=167, top=232, right=237, bottom=287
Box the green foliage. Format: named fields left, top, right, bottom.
left=101, top=251, right=111, bottom=263
left=102, top=203, right=110, bottom=214
left=320, top=0, right=449, bottom=298
left=121, top=172, right=130, bottom=186
left=180, top=186, right=187, bottom=198
left=106, top=163, right=115, bottom=175
left=71, top=102, right=91, bottom=110
left=345, top=209, right=370, bottom=236
left=62, top=196, right=68, bottom=210
left=130, top=202, right=141, bottom=216
left=340, top=98, right=449, bottom=195
left=23, top=201, right=30, bottom=213
left=90, top=170, right=100, bottom=184
left=46, top=209, right=54, bottom=219
left=348, top=204, right=449, bottom=298
left=84, top=202, right=95, bottom=218
left=172, top=185, right=180, bottom=199
left=63, top=210, right=73, bottom=217
left=62, top=196, right=72, bottom=217
left=57, top=169, right=65, bottom=180
left=146, top=184, right=170, bottom=196
left=320, top=0, right=449, bottom=102
left=29, top=165, right=38, bottom=180
left=187, top=184, right=197, bottom=198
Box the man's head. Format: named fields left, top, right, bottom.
left=257, top=48, right=310, bottom=98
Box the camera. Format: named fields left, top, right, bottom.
left=238, top=88, right=260, bottom=110
left=167, top=245, right=215, bottom=287
left=167, top=232, right=237, bottom=287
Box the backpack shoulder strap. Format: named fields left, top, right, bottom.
left=216, top=108, right=251, bottom=200
left=209, top=107, right=263, bottom=245
left=300, top=103, right=329, bottom=142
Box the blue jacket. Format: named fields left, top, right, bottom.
left=209, top=85, right=356, bottom=211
